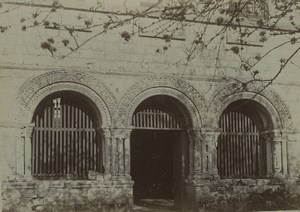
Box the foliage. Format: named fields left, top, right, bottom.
left=247, top=187, right=300, bottom=211
left=0, top=0, right=300, bottom=91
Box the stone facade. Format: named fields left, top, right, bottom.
left=1, top=0, right=300, bottom=211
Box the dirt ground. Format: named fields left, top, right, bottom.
left=133, top=199, right=178, bottom=212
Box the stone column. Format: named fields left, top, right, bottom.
left=260, top=130, right=289, bottom=178
left=273, top=139, right=283, bottom=177
left=111, top=128, right=132, bottom=180
left=101, top=128, right=112, bottom=176
left=272, top=132, right=283, bottom=178
left=281, top=133, right=288, bottom=176
left=201, top=129, right=221, bottom=178
left=264, top=134, right=274, bottom=176
left=187, top=129, right=202, bottom=177
left=20, top=124, right=34, bottom=177
left=271, top=131, right=288, bottom=178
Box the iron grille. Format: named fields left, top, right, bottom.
left=217, top=111, right=267, bottom=178
left=31, top=94, right=103, bottom=179
left=132, top=106, right=184, bottom=129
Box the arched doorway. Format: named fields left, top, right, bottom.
left=130, top=95, right=190, bottom=210
left=31, top=91, right=103, bottom=179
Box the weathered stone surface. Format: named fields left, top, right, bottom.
left=0, top=1, right=300, bottom=211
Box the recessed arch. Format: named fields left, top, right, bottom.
left=217, top=99, right=272, bottom=178
left=15, top=71, right=117, bottom=128
left=130, top=94, right=192, bottom=209
left=31, top=91, right=104, bottom=179
left=12, top=71, right=117, bottom=177
left=118, top=76, right=207, bottom=129
left=132, top=95, right=190, bottom=129
left=209, top=82, right=292, bottom=131
left=216, top=92, right=280, bottom=130
left=210, top=82, right=292, bottom=179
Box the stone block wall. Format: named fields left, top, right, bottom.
left=1, top=1, right=300, bottom=211
left=2, top=178, right=133, bottom=212
left=187, top=178, right=300, bottom=212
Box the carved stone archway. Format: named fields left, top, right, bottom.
left=208, top=81, right=293, bottom=177
left=14, top=70, right=117, bottom=177
left=209, top=81, right=292, bottom=130
left=116, top=76, right=209, bottom=185
left=16, top=70, right=117, bottom=127
left=118, top=76, right=207, bottom=129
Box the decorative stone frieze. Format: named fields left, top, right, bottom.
left=15, top=70, right=117, bottom=127
left=118, top=75, right=207, bottom=129
left=209, top=81, right=292, bottom=130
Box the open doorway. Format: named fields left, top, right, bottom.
left=130, top=96, right=190, bottom=211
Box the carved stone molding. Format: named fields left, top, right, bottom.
left=201, top=129, right=221, bottom=177
left=187, top=129, right=202, bottom=175
left=209, top=81, right=292, bottom=130
left=118, top=76, right=207, bottom=128
left=21, top=124, right=35, bottom=138
left=15, top=70, right=117, bottom=127
left=112, top=128, right=133, bottom=139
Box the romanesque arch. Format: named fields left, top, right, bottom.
left=118, top=76, right=207, bottom=129
left=209, top=81, right=292, bottom=130
left=116, top=76, right=209, bottom=200
left=209, top=81, right=292, bottom=177
left=13, top=70, right=117, bottom=176
left=16, top=70, right=117, bottom=128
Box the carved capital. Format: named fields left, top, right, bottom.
left=112, top=128, right=133, bottom=140
left=21, top=124, right=35, bottom=138
left=261, top=130, right=285, bottom=144
left=101, top=128, right=113, bottom=139
left=201, top=128, right=221, bottom=145
left=187, top=128, right=203, bottom=140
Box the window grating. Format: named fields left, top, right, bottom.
left=217, top=110, right=267, bottom=178
left=132, top=106, right=184, bottom=129
left=31, top=94, right=103, bottom=179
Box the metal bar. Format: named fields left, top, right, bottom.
left=67, top=102, right=70, bottom=175
left=62, top=101, right=66, bottom=176
left=225, top=112, right=229, bottom=177
left=242, top=113, right=246, bottom=176
left=70, top=103, right=74, bottom=176
left=79, top=103, right=83, bottom=176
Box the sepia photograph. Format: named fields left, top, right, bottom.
left=0, top=0, right=300, bottom=211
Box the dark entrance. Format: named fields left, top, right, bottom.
left=130, top=96, right=190, bottom=210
